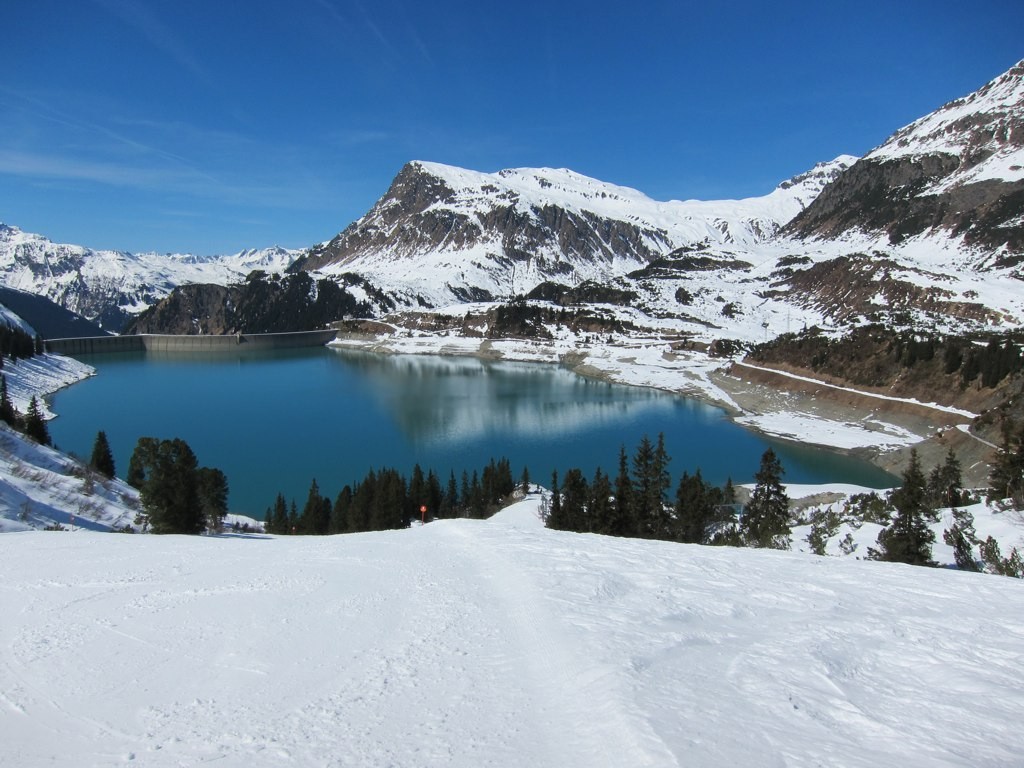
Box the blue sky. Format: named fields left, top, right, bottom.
left=2, top=0, right=1022, bottom=255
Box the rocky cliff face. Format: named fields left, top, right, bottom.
left=125, top=272, right=391, bottom=335
left=291, top=158, right=852, bottom=308
left=787, top=60, right=1024, bottom=263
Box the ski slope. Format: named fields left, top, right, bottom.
left=2, top=497, right=1022, bottom=767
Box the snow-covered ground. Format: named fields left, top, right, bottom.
left=0, top=422, right=139, bottom=533
left=2, top=352, right=94, bottom=419
left=2, top=495, right=1022, bottom=767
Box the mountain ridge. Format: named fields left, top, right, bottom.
left=0, top=223, right=301, bottom=331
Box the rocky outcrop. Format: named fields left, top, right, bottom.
left=292, top=162, right=670, bottom=283
left=785, top=156, right=1024, bottom=259
left=787, top=60, right=1024, bottom=263
left=125, top=272, right=384, bottom=335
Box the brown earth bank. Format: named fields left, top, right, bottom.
left=720, top=361, right=997, bottom=488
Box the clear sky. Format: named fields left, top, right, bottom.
left=2, top=0, right=1022, bottom=255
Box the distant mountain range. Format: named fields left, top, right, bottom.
left=0, top=224, right=299, bottom=332
left=2, top=59, right=1022, bottom=342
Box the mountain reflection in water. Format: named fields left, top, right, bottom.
left=48, top=346, right=894, bottom=516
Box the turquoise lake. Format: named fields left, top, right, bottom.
left=47, top=347, right=895, bottom=517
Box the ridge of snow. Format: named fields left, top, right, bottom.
left=866, top=59, right=1024, bottom=186
left=408, top=157, right=856, bottom=246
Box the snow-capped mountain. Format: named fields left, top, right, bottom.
left=11, top=59, right=1024, bottom=345
left=787, top=60, right=1024, bottom=264
left=292, top=157, right=854, bottom=307
left=0, top=224, right=301, bottom=331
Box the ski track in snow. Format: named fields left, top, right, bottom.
left=1, top=501, right=1023, bottom=767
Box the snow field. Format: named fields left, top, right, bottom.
left=2, top=497, right=1023, bottom=767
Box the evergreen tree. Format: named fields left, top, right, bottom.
left=89, top=430, right=116, bottom=479
left=560, top=467, right=590, bottom=532
left=631, top=434, right=672, bottom=538
left=0, top=375, right=16, bottom=427
left=546, top=470, right=563, bottom=528
left=348, top=473, right=372, bottom=532
left=130, top=437, right=203, bottom=534
left=942, top=508, right=980, bottom=572
left=520, top=465, right=531, bottom=494
left=460, top=470, right=471, bottom=517
left=741, top=448, right=790, bottom=549
left=675, top=469, right=715, bottom=544
left=288, top=500, right=299, bottom=534
left=197, top=467, right=229, bottom=532
left=989, top=421, right=1024, bottom=505
left=408, top=464, right=427, bottom=521
left=874, top=449, right=935, bottom=565
left=589, top=467, right=614, bottom=535
left=269, top=493, right=289, bottom=534
left=612, top=445, right=635, bottom=537
left=927, top=448, right=964, bottom=508
left=425, top=469, right=443, bottom=522
left=24, top=396, right=50, bottom=446
left=441, top=471, right=459, bottom=518
left=467, top=470, right=486, bottom=519
left=722, top=477, right=736, bottom=505
left=299, top=478, right=330, bottom=534
left=126, top=437, right=158, bottom=489
left=331, top=486, right=353, bottom=533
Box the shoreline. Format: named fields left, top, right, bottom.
left=329, top=333, right=990, bottom=485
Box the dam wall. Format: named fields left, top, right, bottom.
left=46, top=330, right=338, bottom=357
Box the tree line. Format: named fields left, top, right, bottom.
left=544, top=434, right=792, bottom=549
left=543, top=433, right=1023, bottom=576
left=263, top=457, right=519, bottom=535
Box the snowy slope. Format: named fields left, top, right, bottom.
left=867, top=59, right=1024, bottom=189
left=0, top=422, right=139, bottom=533
left=1, top=500, right=1022, bottom=767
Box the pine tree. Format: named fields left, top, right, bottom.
left=0, top=375, right=16, bottom=427
left=589, top=467, right=614, bottom=535
left=130, top=437, right=203, bottom=534
left=270, top=493, right=289, bottom=534
left=546, top=470, right=563, bottom=528
left=441, top=471, right=459, bottom=518
left=425, top=469, right=442, bottom=522
left=408, top=464, right=427, bottom=521
left=197, top=467, right=229, bottom=532
left=675, top=469, right=715, bottom=544
left=942, top=508, right=980, bottom=572
left=874, top=449, right=935, bottom=565
left=23, top=396, right=50, bottom=446
left=299, top=478, right=330, bottom=534
left=560, top=467, right=590, bottom=532
left=927, top=448, right=964, bottom=509
left=89, top=430, right=116, bottom=479
left=612, top=445, right=635, bottom=537
left=989, top=421, right=1024, bottom=505
left=331, top=486, right=353, bottom=533
left=741, top=448, right=790, bottom=549
left=631, top=434, right=672, bottom=539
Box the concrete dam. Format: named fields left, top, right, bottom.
left=45, top=329, right=339, bottom=356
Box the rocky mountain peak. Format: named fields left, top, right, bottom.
left=786, top=60, right=1024, bottom=260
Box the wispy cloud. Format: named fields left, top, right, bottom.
left=0, top=149, right=191, bottom=188
left=0, top=147, right=339, bottom=214
left=90, top=0, right=211, bottom=85
left=306, top=0, right=433, bottom=69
